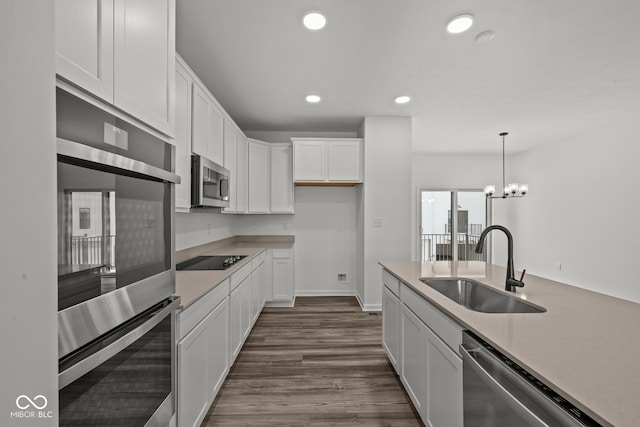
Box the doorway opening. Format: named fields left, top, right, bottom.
left=420, top=190, right=489, bottom=262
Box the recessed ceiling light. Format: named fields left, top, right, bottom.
left=305, top=94, right=321, bottom=103
left=446, top=14, right=474, bottom=34
left=395, top=96, right=411, bottom=104
left=303, top=12, right=327, bottom=30
left=475, top=30, right=496, bottom=44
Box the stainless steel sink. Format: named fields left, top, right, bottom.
left=419, top=278, right=546, bottom=313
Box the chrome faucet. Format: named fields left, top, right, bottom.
left=474, top=225, right=526, bottom=292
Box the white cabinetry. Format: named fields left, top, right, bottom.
left=177, top=280, right=230, bottom=427
left=55, top=0, right=175, bottom=136
left=55, top=0, right=114, bottom=102
left=192, top=81, right=224, bottom=165
left=235, top=134, right=249, bottom=213
left=270, top=144, right=295, bottom=213
left=382, top=285, right=401, bottom=373
left=292, top=138, right=363, bottom=183
left=385, top=273, right=463, bottom=427
left=223, top=120, right=238, bottom=213
left=174, top=58, right=192, bottom=211
left=248, top=139, right=271, bottom=213
left=269, top=248, right=295, bottom=306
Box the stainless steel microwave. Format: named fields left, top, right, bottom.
left=191, top=154, right=230, bottom=208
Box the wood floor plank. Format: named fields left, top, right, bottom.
left=201, top=296, right=423, bottom=426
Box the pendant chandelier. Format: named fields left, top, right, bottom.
left=484, top=132, right=528, bottom=199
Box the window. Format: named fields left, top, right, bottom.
left=420, top=189, right=489, bottom=262
left=78, top=208, right=91, bottom=229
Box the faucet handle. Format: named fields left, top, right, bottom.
left=519, top=269, right=526, bottom=282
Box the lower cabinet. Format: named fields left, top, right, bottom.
left=400, top=303, right=463, bottom=426
left=269, top=248, right=295, bottom=305
left=251, top=262, right=262, bottom=325
left=383, top=268, right=463, bottom=427
left=382, top=284, right=401, bottom=373
left=178, top=296, right=229, bottom=427
left=229, top=276, right=251, bottom=362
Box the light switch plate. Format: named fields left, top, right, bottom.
left=372, top=217, right=382, bottom=227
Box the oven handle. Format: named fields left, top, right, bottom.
left=58, top=297, right=179, bottom=389
left=460, top=343, right=549, bottom=426
left=57, top=138, right=181, bottom=184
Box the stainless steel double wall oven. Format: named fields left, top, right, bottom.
left=56, top=87, right=180, bottom=426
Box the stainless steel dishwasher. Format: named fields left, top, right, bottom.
left=460, top=331, right=602, bottom=427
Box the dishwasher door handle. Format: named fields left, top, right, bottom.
left=460, top=344, right=549, bottom=426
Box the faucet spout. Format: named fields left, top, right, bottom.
left=475, top=225, right=524, bottom=292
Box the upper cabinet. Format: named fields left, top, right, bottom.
left=270, top=144, right=295, bottom=214
left=222, top=119, right=238, bottom=213
left=174, top=58, right=192, bottom=212
left=292, top=138, right=363, bottom=184
left=55, top=0, right=175, bottom=137
left=191, top=81, right=224, bottom=166
left=248, top=139, right=271, bottom=214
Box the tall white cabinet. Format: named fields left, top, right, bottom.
left=174, top=57, right=192, bottom=211
left=55, top=0, right=175, bottom=136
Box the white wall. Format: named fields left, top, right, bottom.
left=175, top=212, right=234, bottom=250
left=360, top=117, right=413, bottom=310
left=508, top=124, right=640, bottom=303
left=0, top=1, right=58, bottom=424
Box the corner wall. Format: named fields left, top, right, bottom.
left=361, top=117, right=413, bottom=310
left=1, top=1, right=58, bottom=424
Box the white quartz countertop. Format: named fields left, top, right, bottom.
left=175, top=236, right=294, bottom=309
left=378, top=260, right=640, bottom=427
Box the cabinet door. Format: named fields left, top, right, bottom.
left=293, top=140, right=326, bottom=181
left=113, top=0, right=175, bottom=136
left=270, top=144, right=294, bottom=213
left=229, top=284, right=243, bottom=362
left=55, top=0, right=114, bottom=102
left=241, top=277, right=252, bottom=339
left=191, top=83, right=208, bottom=157
left=262, top=250, right=273, bottom=304
left=425, top=327, right=463, bottom=427
left=207, top=100, right=225, bottom=166
left=251, top=266, right=261, bottom=324
left=206, top=298, right=230, bottom=402
left=235, top=134, right=249, bottom=213
left=272, top=251, right=294, bottom=301
left=248, top=140, right=270, bottom=213
left=174, top=60, right=192, bottom=211
left=400, top=304, right=427, bottom=419
left=222, top=120, right=237, bottom=213
left=382, top=285, right=401, bottom=373
left=178, top=321, right=209, bottom=427
left=328, top=140, right=362, bottom=182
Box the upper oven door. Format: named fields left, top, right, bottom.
left=191, top=154, right=230, bottom=208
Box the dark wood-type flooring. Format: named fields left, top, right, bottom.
left=201, top=296, right=423, bottom=426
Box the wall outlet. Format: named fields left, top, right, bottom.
left=555, top=262, right=562, bottom=271
left=372, top=217, right=382, bottom=227
left=337, top=273, right=348, bottom=282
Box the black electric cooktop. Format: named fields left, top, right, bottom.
left=176, top=255, right=247, bottom=271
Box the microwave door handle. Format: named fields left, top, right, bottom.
left=220, top=178, right=229, bottom=198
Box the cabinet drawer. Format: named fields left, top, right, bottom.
left=230, top=263, right=251, bottom=290
left=272, top=248, right=291, bottom=259
left=382, top=269, right=400, bottom=297
left=178, top=278, right=229, bottom=340
left=400, top=283, right=462, bottom=355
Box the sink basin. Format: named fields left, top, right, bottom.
left=419, top=278, right=546, bottom=314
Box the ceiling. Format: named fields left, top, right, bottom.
left=176, top=0, right=640, bottom=154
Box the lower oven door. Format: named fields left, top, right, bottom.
left=58, top=297, right=179, bottom=427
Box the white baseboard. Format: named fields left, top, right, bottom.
left=295, top=289, right=356, bottom=297
left=354, top=294, right=382, bottom=312
left=264, top=298, right=295, bottom=308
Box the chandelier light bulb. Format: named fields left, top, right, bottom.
left=484, top=185, right=496, bottom=196
left=484, top=132, right=528, bottom=199
left=519, top=184, right=528, bottom=195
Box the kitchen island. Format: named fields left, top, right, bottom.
left=379, top=260, right=640, bottom=427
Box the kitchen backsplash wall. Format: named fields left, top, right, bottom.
left=175, top=212, right=234, bottom=250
